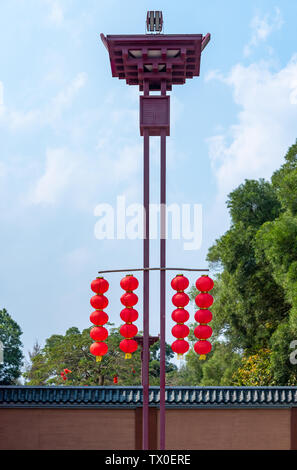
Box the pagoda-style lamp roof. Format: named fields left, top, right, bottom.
left=100, top=32, right=211, bottom=91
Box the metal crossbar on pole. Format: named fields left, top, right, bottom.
left=98, top=268, right=209, bottom=274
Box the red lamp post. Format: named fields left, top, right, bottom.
left=101, top=11, right=210, bottom=450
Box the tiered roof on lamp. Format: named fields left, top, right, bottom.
left=100, top=33, right=211, bottom=91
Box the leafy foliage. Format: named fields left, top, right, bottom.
left=207, top=179, right=288, bottom=354
left=254, top=140, right=297, bottom=384
left=24, top=325, right=141, bottom=386
left=24, top=325, right=176, bottom=386
left=180, top=142, right=297, bottom=385
left=148, top=340, right=177, bottom=385
left=0, top=308, right=23, bottom=385
left=232, top=349, right=274, bottom=386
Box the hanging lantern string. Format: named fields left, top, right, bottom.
left=98, top=267, right=209, bottom=274
left=171, top=275, right=190, bottom=360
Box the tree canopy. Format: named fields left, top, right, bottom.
left=24, top=325, right=176, bottom=386
left=182, top=140, right=297, bottom=386
left=0, top=308, right=23, bottom=385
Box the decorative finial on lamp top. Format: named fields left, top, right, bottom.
left=146, top=11, right=163, bottom=34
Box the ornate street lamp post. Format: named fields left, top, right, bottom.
left=100, top=11, right=210, bottom=450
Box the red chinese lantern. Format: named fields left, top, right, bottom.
left=90, top=310, right=108, bottom=326
left=195, top=275, right=214, bottom=293
left=89, top=277, right=109, bottom=362
left=194, top=276, right=214, bottom=360
left=172, top=308, right=190, bottom=324
left=120, top=308, right=138, bottom=323
left=120, top=292, right=138, bottom=307
left=90, top=326, right=108, bottom=341
left=194, top=340, right=212, bottom=358
left=171, top=275, right=190, bottom=359
left=90, top=294, right=109, bottom=310
left=119, top=338, right=138, bottom=359
left=195, top=309, right=213, bottom=324
left=119, top=275, right=139, bottom=359
left=120, top=275, right=139, bottom=291
left=172, top=324, right=190, bottom=339
left=172, top=292, right=190, bottom=308
left=91, top=277, right=109, bottom=294
left=194, top=325, right=213, bottom=340
left=90, top=341, right=108, bottom=359
left=113, top=375, right=118, bottom=384
left=120, top=323, right=138, bottom=339
left=171, top=274, right=189, bottom=292
left=171, top=339, right=189, bottom=358
left=195, top=293, right=213, bottom=309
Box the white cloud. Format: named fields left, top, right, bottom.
left=0, top=81, right=4, bottom=118
left=0, top=161, right=6, bottom=179
left=47, top=72, right=87, bottom=122
left=62, top=246, right=92, bottom=275
left=45, top=0, right=64, bottom=26
left=28, top=148, right=79, bottom=205
left=28, top=140, right=142, bottom=208
left=244, top=7, right=284, bottom=57
left=15, top=78, right=180, bottom=211
left=206, top=55, right=297, bottom=200
left=0, top=81, right=3, bottom=106
left=0, top=72, right=87, bottom=131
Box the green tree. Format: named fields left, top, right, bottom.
left=24, top=325, right=142, bottom=386
left=149, top=340, right=177, bottom=385
left=0, top=308, right=23, bottom=385
left=254, top=141, right=297, bottom=384
left=207, top=179, right=287, bottom=353
left=232, top=349, right=274, bottom=386
left=24, top=340, right=47, bottom=385
left=271, top=140, right=297, bottom=213
left=174, top=142, right=297, bottom=386
left=24, top=325, right=177, bottom=386
left=176, top=176, right=292, bottom=386
left=169, top=321, right=241, bottom=386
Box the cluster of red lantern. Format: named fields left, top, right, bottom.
left=194, top=276, right=214, bottom=360
left=119, top=275, right=139, bottom=359
left=89, top=277, right=109, bottom=362
left=171, top=275, right=190, bottom=359
left=60, top=368, right=72, bottom=381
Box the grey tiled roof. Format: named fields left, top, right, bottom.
left=1, top=386, right=297, bottom=409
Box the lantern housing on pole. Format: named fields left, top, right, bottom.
left=194, top=275, right=214, bottom=360
left=119, top=275, right=139, bottom=359
left=89, top=277, right=110, bottom=362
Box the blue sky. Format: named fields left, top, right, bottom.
left=1, top=0, right=297, bottom=363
